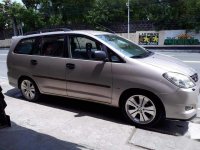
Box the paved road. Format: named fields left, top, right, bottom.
left=1, top=49, right=200, bottom=150
left=0, top=50, right=8, bottom=79
left=157, top=51, right=200, bottom=74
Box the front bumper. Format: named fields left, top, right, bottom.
left=159, top=83, right=200, bottom=120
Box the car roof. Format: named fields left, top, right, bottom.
left=13, top=30, right=112, bottom=40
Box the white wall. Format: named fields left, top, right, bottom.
left=187, top=31, right=200, bottom=41
left=119, top=30, right=200, bottom=46
left=117, top=33, right=137, bottom=43
left=159, top=30, right=185, bottom=46
left=0, top=39, right=11, bottom=48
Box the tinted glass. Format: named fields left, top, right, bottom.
left=41, top=36, right=65, bottom=57
left=31, top=37, right=42, bottom=55
left=107, top=49, right=122, bottom=63
left=14, top=38, right=35, bottom=54
left=69, top=35, right=103, bottom=60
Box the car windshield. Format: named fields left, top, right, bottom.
left=96, top=34, right=153, bottom=58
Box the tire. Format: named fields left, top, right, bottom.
left=121, top=91, right=165, bottom=127
left=20, top=78, right=40, bottom=102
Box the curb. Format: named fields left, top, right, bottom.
left=144, top=46, right=200, bottom=53
left=0, top=47, right=10, bottom=49
left=149, top=49, right=200, bottom=53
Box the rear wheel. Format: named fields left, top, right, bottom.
left=121, top=91, right=165, bottom=127
left=20, top=79, right=40, bottom=102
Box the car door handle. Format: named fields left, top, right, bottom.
left=30, top=60, right=38, bottom=65
left=66, top=63, right=75, bottom=69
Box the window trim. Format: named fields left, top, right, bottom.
left=106, top=47, right=126, bottom=63
left=67, top=34, right=103, bottom=60
left=13, top=33, right=125, bottom=63
left=40, top=34, right=67, bottom=58
left=67, top=34, right=122, bottom=62
left=13, top=34, right=69, bottom=58
left=14, top=37, right=37, bottom=55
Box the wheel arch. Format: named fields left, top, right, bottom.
left=18, top=76, right=39, bottom=91
left=119, top=88, right=166, bottom=117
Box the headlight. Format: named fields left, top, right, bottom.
left=163, top=72, right=195, bottom=88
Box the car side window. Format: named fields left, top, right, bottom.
left=69, top=35, right=104, bottom=60
left=41, top=36, right=65, bottom=57
left=31, top=37, right=42, bottom=55
left=107, top=49, right=124, bottom=63
left=14, top=38, right=35, bottom=54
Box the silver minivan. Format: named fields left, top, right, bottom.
left=7, top=30, right=200, bottom=127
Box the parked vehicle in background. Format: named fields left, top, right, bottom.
left=7, top=29, right=200, bottom=127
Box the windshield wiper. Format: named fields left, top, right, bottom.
left=131, top=51, right=154, bottom=58
left=131, top=55, right=144, bottom=58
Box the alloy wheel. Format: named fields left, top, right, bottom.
left=21, top=80, right=36, bottom=100
left=125, top=95, right=156, bottom=124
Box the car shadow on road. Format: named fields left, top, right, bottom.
left=5, top=88, right=189, bottom=136
left=0, top=121, right=92, bottom=150
left=5, top=88, right=125, bottom=124
left=143, top=119, right=189, bottom=136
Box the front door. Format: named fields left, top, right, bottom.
left=66, top=35, right=112, bottom=103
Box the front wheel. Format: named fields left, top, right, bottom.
left=20, top=79, right=40, bottom=102
left=121, top=92, right=165, bottom=127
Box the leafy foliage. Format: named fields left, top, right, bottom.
left=86, top=0, right=127, bottom=25
left=0, top=0, right=200, bottom=34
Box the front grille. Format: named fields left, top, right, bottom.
left=191, top=73, right=198, bottom=82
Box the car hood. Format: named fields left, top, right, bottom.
left=139, top=53, right=196, bottom=76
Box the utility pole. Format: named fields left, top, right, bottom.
left=13, top=17, right=17, bottom=36
left=126, top=0, right=130, bottom=39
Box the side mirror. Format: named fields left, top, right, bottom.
left=94, top=51, right=108, bottom=62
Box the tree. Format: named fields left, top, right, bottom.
left=0, top=3, right=7, bottom=30
left=85, top=0, right=127, bottom=25
left=182, top=0, right=200, bottom=31
left=1, top=0, right=200, bottom=34
left=58, top=0, right=95, bottom=24
left=22, top=0, right=40, bottom=9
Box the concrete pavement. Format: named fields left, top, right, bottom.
left=1, top=49, right=200, bottom=149
left=0, top=80, right=138, bottom=150
left=1, top=78, right=200, bottom=150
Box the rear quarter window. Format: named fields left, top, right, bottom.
left=14, top=38, right=35, bottom=54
